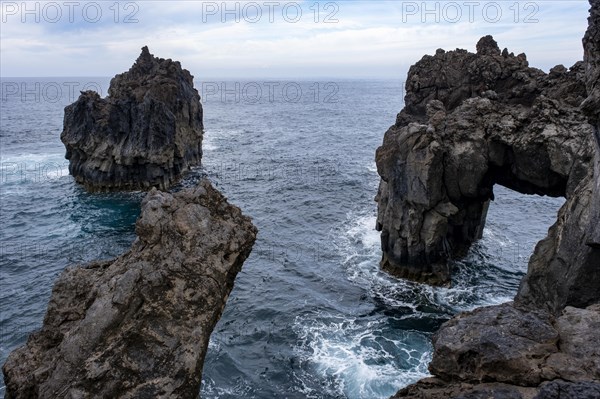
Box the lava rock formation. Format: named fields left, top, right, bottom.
left=2, top=180, right=257, bottom=398
left=61, top=46, right=203, bottom=191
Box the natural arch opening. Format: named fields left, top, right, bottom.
left=374, top=37, right=594, bottom=287
left=472, top=185, right=565, bottom=285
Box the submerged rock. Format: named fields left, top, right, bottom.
left=2, top=179, right=257, bottom=398
left=61, top=46, right=203, bottom=192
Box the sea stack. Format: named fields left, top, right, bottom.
left=61, top=46, right=203, bottom=191
left=2, top=179, right=257, bottom=398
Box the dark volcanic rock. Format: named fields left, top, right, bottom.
left=515, top=170, right=600, bottom=313
left=388, top=1, right=600, bottom=398
left=429, top=303, right=558, bottom=386
left=582, top=0, right=600, bottom=248
left=428, top=304, right=600, bottom=385
left=2, top=179, right=257, bottom=398
left=515, top=0, right=600, bottom=313
left=534, top=380, right=600, bottom=399
left=394, top=304, right=600, bottom=399
left=61, top=46, right=203, bottom=191
left=393, top=378, right=536, bottom=399
left=375, top=35, right=594, bottom=286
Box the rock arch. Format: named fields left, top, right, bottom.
left=375, top=36, right=597, bottom=296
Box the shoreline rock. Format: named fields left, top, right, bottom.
left=582, top=0, right=600, bottom=248
left=2, top=179, right=257, bottom=398
left=393, top=304, right=600, bottom=399
left=61, top=46, right=204, bottom=192
left=388, top=1, right=600, bottom=397
left=514, top=0, right=600, bottom=314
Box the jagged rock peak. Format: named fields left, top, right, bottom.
left=129, top=45, right=156, bottom=73
left=476, top=35, right=500, bottom=55
left=61, top=46, right=203, bottom=192
left=139, top=44, right=152, bottom=60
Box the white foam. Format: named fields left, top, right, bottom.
left=338, top=206, right=517, bottom=311
left=312, top=209, right=517, bottom=398
left=203, top=130, right=219, bottom=151
left=367, top=162, right=378, bottom=174
left=201, top=377, right=252, bottom=399
left=345, top=212, right=380, bottom=251
left=0, top=153, right=70, bottom=184
left=293, top=313, right=432, bottom=399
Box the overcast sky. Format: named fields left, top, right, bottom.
left=0, top=1, right=592, bottom=78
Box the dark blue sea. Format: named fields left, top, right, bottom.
left=0, top=78, right=564, bottom=398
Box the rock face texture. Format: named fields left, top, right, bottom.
left=428, top=304, right=600, bottom=386
left=393, top=304, right=600, bottom=399
left=388, top=1, right=600, bottom=398
left=61, top=46, right=203, bottom=191
left=582, top=0, right=600, bottom=248
left=2, top=179, right=257, bottom=398
left=515, top=0, right=600, bottom=314
left=375, top=36, right=594, bottom=286
left=515, top=168, right=600, bottom=313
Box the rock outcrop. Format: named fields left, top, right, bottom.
left=375, top=35, right=594, bottom=286
left=515, top=0, right=600, bottom=314
left=393, top=304, right=600, bottom=399
left=388, top=1, right=600, bottom=398
left=2, top=179, right=257, bottom=398
left=61, top=46, right=203, bottom=191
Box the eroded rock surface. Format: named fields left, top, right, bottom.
left=2, top=179, right=257, bottom=398
left=61, top=46, right=203, bottom=191
left=375, top=36, right=594, bottom=285
left=393, top=304, right=600, bottom=399
left=515, top=170, right=600, bottom=313
left=389, top=1, right=600, bottom=398
left=582, top=0, right=600, bottom=248
left=515, top=0, right=600, bottom=313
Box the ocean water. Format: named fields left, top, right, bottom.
left=0, top=78, right=564, bottom=398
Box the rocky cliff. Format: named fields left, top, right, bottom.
left=516, top=0, right=600, bottom=312
left=2, top=179, right=257, bottom=398
left=61, top=46, right=203, bottom=192
left=387, top=1, right=600, bottom=397
left=375, top=35, right=594, bottom=286
left=582, top=0, right=600, bottom=248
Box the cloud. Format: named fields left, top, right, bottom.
left=0, top=0, right=591, bottom=78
